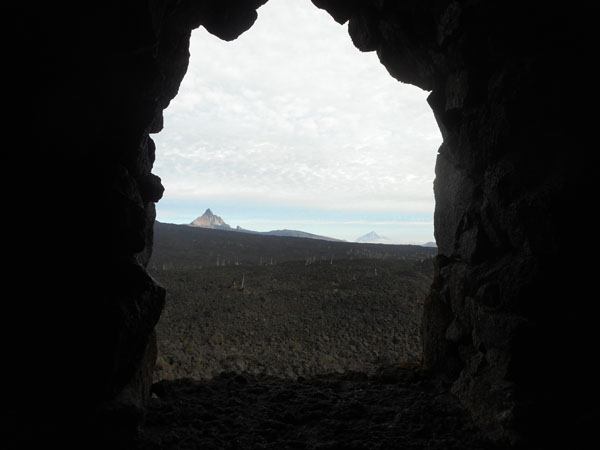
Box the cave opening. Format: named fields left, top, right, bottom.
left=5, top=1, right=597, bottom=448
left=148, top=0, right=441, bottom=383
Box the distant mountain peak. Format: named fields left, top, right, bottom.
left=190, top=208, right=231, bottom=230
left=361, top=231, right=385, bottom=239
left=355, top=231, right=391, bottom=244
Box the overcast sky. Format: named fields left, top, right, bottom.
left=151, top=0, right=441, bottom=244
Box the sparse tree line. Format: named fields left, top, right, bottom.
left=150, top=254, right=434, bottom=272
left=305, top=255, right=335, bottom=265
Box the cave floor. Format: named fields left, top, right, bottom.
left=134, top=365, right=499, bottom=450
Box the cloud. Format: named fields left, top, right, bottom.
left=151, top=0, right=441, bottom=240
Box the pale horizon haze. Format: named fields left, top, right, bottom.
left=151, top=0, right=442, bottom=244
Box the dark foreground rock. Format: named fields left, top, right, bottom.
left=135, top=365, right=499, bottom=450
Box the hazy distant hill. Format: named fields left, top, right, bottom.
left=233, top=226, right=346, bottom=242
left=355, top=232, right=437, bottom=248
left=229, top=226, right=344, bottom=242
left=149, top=221, right=437, bottom=270
left=258, top=229, right=345, bottom=241
left=355, top=231, right=392, bottom=244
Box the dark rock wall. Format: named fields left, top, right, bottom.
left=3, top=0, right=597, bottom=447
left=313, top=0, right=598, bottom=447
left=4, top=0, right=265, bottom=447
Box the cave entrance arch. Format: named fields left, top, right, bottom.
left=149, top=0, right=441, bottom=381
left=7, top=1, right=596, bottom=447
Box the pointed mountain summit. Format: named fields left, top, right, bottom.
left=355, top=231, right=392, bottom=244
left=190, top=208, right=232, bottom=230
left=185, top=208, right=344, bottom=241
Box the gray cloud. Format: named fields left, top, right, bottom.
left=152, top=0, right=441, bottom=240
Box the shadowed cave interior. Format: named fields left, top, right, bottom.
left=3, top=1, right=598, bottom=449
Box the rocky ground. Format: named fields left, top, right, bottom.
left=139, top=257, right=499, bottom=449
left=150, top=258, right=433, bottom=381
left=135, top=366, right=499, bottom=450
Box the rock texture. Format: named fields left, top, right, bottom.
left=150, top=259, right=433, bottom=381
left=4, top=0, right=598, bottom=448
left=4, top=1, right=267, bottom=448
left=135, top=367, right=500, bottom=450
left=310, top=0, right=598, bottom=447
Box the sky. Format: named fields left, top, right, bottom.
left=151, top=0, right=442, bottom=244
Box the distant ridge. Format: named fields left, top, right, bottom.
left=151, top=221, right=438, bottom=269
left=231, top=226, right=345, bottom=242
left=260, top=229, right=345, bottom=242
left=188, top=208, right=343, bottom=242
